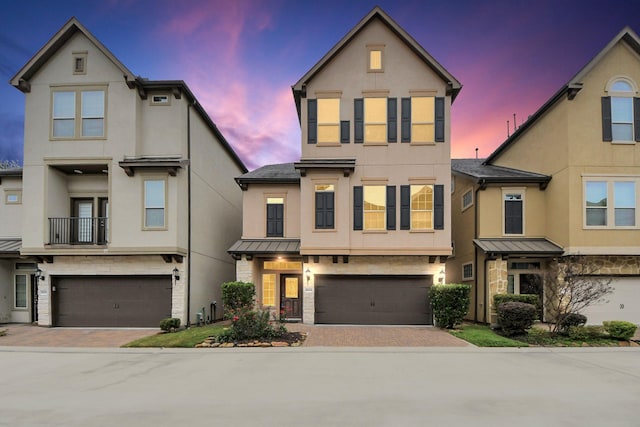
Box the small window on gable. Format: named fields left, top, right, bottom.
left=73, top=51, right=87, bottom=75
left=462, top=189, right=473, bottom=211
left=462, top=262, right=474, bottom=281
left=367, top=44, right=384, bottom=72
left=151, top=95, right=170, bottom=105
left=5, top=190, right=21, bottom=204
left=603, top=78, right=637, bottom=142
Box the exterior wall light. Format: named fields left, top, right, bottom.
left=173, top=267, right=180, bottom=281
left=35, top=268, right=45, bottom=281
left=305, top=268, right=311, bottom=285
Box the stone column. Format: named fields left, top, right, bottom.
left=487, top=258, right=508, bottom=324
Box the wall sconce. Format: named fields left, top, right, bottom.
left=173, top=267, right=180, bottom=281
left=305, top=268, right=311, bottom=285
left=35, top=268, right=45, bottom=281
left=438, top=268, right=445, bottom=284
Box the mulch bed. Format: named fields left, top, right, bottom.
left=196, top=331, right=306, bottom=348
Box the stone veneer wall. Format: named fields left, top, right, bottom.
left=302, top=255, right=446, bottom=325
left=37, top=255, right=186, bottom=326
left=235, top=256, right=254, bottom=283
left=486, top=259, right=508, bottom=323
left=589, top=256, right=640, bottom=275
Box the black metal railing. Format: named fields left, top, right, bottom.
left=48, top=217, right=108, bottom=245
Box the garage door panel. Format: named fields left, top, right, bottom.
left=53, top=276, right=172, bottom=327
left=315, top=275, right=432, bottom=325
left=581, top=277, right=639, bottom=325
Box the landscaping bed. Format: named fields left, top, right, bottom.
left=196, top=331, right=306, bottom=348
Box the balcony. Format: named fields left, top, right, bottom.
left=48, top=217, right=108, bottom=245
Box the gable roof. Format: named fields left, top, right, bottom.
left=10, top=17, right=135, bottom=92
left=452, top=159, right=550, bottom=186
left=235, top=163, right=300, bottom=189
left=291, top=6, right=462, bottom=120
left=485, top=26, right=640, bottom=165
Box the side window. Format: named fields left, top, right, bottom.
left=602, top=78, right=638, bottom=142
left=262, top=274, right=276, bottom=307
left=144, top=179, right=166, bottom=228
left=266, top=197, right=284, bottom=237
left=315, top=185, right=335, bottom=229
left=462, top=262, right=474, bottom=281
left=504, top=192, right=524, bottom=235
left=585, top=181, right=608, bottom=226
left=462, top=189, right=473, bottom=211
left=14, top=274, right=27, bottom=309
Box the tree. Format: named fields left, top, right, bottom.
left=543, top=255, right=613, bottom=333
left=0, top=160, right=21, bottom=169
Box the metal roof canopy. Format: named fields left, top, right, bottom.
left=473, top=238, right=563, bottom=257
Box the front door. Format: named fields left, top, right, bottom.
left=280, top=274, right=302, bottom=320
left=72, top=199, right=93, bottom=243
left=520, top=273, right=543, bottom=319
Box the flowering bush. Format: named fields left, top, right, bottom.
left=217, top=306, right=288, bottom=343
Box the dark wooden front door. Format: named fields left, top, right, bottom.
left=280, top=274, right=302, bottom=319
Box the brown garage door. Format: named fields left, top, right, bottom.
left=315, top=275, right=433, bottom=325
left=53, top=276, right=172, bottom=327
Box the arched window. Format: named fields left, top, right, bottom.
left=603, top=78, right=637, bottom=142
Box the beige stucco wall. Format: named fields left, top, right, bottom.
left=0, top=176, right=23, bottom=238
left=241, top=184, right=301, bottom=239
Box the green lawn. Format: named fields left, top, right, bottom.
left=123, top=324, right=227, bottom=348
left=450, top=324, right=528, bottom=347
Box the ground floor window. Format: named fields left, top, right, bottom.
left=14, top=274, right=27, bottom=309
left=262, top=274, right=276, bottom=307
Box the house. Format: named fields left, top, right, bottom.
left=448, top=27, right=640, bottom=326
left=229, top=7, right=461, bottom=324
left=8, top=18, right=246, bottom=327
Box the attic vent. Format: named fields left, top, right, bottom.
left=151, top=95, right=170, bottom=105
left=72, top=51, right=87, bottom=75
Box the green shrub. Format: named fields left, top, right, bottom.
left=217, top=307, right=287, bottom=343
left=159, top=317, right=181, bottom=332
left=603, top=321, right=637, bottom=340
left=493, top=293, right=540, bottom=318
left=526, top=327, right=548, bottom=344
left=221, top=281, right=255, bottom=318
left=497, top=302, right=536, bottom=336
left=567, top=325, right=605, bottom=341
left=558, top=313, right=587, bottom=334
left=429, top=284, right=471, bottom=329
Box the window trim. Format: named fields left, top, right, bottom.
left=363, top=97, right=387, bottom=145
left=316, top=98, right=341, bottom=145
left=150, top=94, right=171, bottom=106
left=605, top=77, right=637, bottom=143
left=314, top=183, right=336, bottom=231
left=410, top=184, right=434, bottom=230
left=72, top=51, right=87, bottom=75
left=461, top=188, right=474, bottom=211
left=50, top=85, right=108, bottom=140
left=462, top=262, right=474, bottom=281
left=14, top=274, right=28, bottom=310
left=410, top=96, right=435, bottom=145
left=261, top=273, right=276, bottom=307
left=5, top=189, right=22, bottom=205
left=583, top=176, right=639, bottom=229
left=363, top=185, right=386, bottom=231
left=367, top=44, right=384, bottom=73
left=142, top=177, right=168, bottom=230
left=265, top=194, right=286, bottom=237
left=502, top=187, right=525, bottom=236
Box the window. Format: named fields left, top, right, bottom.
left=73, top=51, right=87, bottom=74
left=410, top=184, right=433, bottom=230
left=262, top=274, right=276, bottom=307
left=5, top=190, right=21, bottom=204
left=315, top=184, right=335, bottom=229
left=462, top=189, right=473, bottom=210
left=52, top=88, right=105, bottom=138
left=363, top=186, right=386, bottom=230
left=14, top=274, right=27, bottom=309
left=451, top=176, right=455, bottom=194
left=317, top=99, right=340, bottom=144
left=504, top=192, right=524, bottom=235
left=367, top=44, right=384, bottom=72
left=585, top=178, right=638, bottom=228
left=462, top=262, right=474, bottom=281
left=411, top=97, right=435, bottom=143
left=364, top=98, right=386, bottom=143
left=266, top=197, right=284, bottom=237
left=144, top=179, right=165, bottom=228
left=151, top=95, right=170, bottom=105
left=603, top=79, right=638, bottom=142
left=263, top=261, right=302, bottom=270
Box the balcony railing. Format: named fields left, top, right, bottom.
left=48, top=217, right=108, bottom=245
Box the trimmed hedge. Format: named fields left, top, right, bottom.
left=603, top=321, right=637, bottom=340
left=159, top=317, right=181, bottom=332
left=221, top=281, right=255, bottom=319
left=558, top=313, right=587, bottom=334
left=497, top=302, right=536, bottom=336
left=493, top=293, right=540, bottom=317
left=429, top=284, right=471, bottom=329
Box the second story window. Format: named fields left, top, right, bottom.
left=363, top=185, right=386, bottom=230
left=603, top=78, right=638, bottom=142
left=266, top=197, right=284, bottom=237
left=504, top=192, right=524, bottom=235
left=317, top=98, right=340, bottom=144
left=585, top=178, right=638, bottom=228
left=364, top=98, right=387, bottom=143
left=315, top=185, right=335, bottom=229
left=144, top=179, right=166, bottom=229
left=410, top=185, right=433, bottom=230
left=462, top=189, right=473, bottom=210
left=401, top=96, right=445, bottom=143
left=52, top=87, right=105, bottom=139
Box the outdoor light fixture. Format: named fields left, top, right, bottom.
left=35, top=268, right=45, bottom=281
left=305, top=268, right=311, bottom=284
left=173, top=267, right=180, bottom=281
left=438, top=268, right=445, bottom=284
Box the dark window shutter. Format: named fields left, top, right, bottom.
left=401, top=98, right=411, bottom=142
left=602, top=97, right=612, bottom=142
left=354, top=99, right=364, bottom=143
left=267, top=204, right=283, bottom=237
left=505, top=199, right=523, bottom=234
left=353, top=186, right=363, bottom=230
left=434, top=184, right=444, bottom=230
left=315, top=192, right=335, bottom=229
left=326, top=192, right=334, bottom=228
left=435, top=97, right=445, bottom=142
left=387, top=98, right=397, bottom=142
left=315, top=192, right=325, bottom=229
left=340, top=120, right=350, bottom=144
left=308, top=99, right=317, bottom=144
left=400, top=185, right=410, bottom=229
left=386, top=186, right=396, bottom=230
left=634, top=98, right=640, bottom=142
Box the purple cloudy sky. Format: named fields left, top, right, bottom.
left=1, top=0, right=640, bottom=170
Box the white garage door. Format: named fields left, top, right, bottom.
left=581, top=277, right=640, bottom=325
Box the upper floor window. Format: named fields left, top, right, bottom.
left=402, top=96, right=445, bottom=143
left=317, top=98, right=340, bottom=144
left=462, top=189, right=473, bottom=211
left=144, top=179, right=166, bottom=229
left=367, top=44, right=384, bottom=72
left=410, top=184, right=433, bottom=230
left=504, top=191, right=524, bottom=235
left=585, top=178, right=638, bottom=228
left=363, top=185, right=386, bottom=230
left=603, top=78, right=638, bottom=143
left=52, top=87, right=105, bottom=139
left=364, top=98, right=387, bottom=143
left=72, top=51, right=87, bottom=75
left=462, top=262, right=474, bottom=281
left=5, top=190, right=21, bottom=205
left=315, top=184, right=335, bottom=229
left=266, top=197, right=284, bottom=237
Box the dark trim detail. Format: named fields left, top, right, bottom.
left=386, top=185, right=396, bottom=230
left=354, top=186, right=363, bottom=230
left=401, top=97, right=411, bottom=142
left=340, top=120, right=350, bottom=144
left=634, top=97, right=640, bottom=142
left=435, top=97, right=445, bottom=142
left=400, top=185, right=410, bottom=230
left=602, top=96, right=612, bottom=142
left=387, top=97, right=397, bottom=142
left=308, top=99, right=317, bottom=144
left=354, top=98, right=364, bottom=143
left=434, top=184, right=444, bottom=230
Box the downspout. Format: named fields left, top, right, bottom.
left=186, top=100, right=193, bottom=327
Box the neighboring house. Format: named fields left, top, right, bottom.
left=9, top=18, right=246, bottom=327
left=0, top=168, right=38, bottom=323
left=229, top=7, right=461, bottom=324
left=448, top=27, right=640, bottom=326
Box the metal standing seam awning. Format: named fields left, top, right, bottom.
left=0, top=239, right=22, bottom=258
left=228, top=239, right=301, bottom=259
left=473, top=238, right=564, bottom=257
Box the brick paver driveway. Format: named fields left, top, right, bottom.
left=0, top=324, right=159, bottom=347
